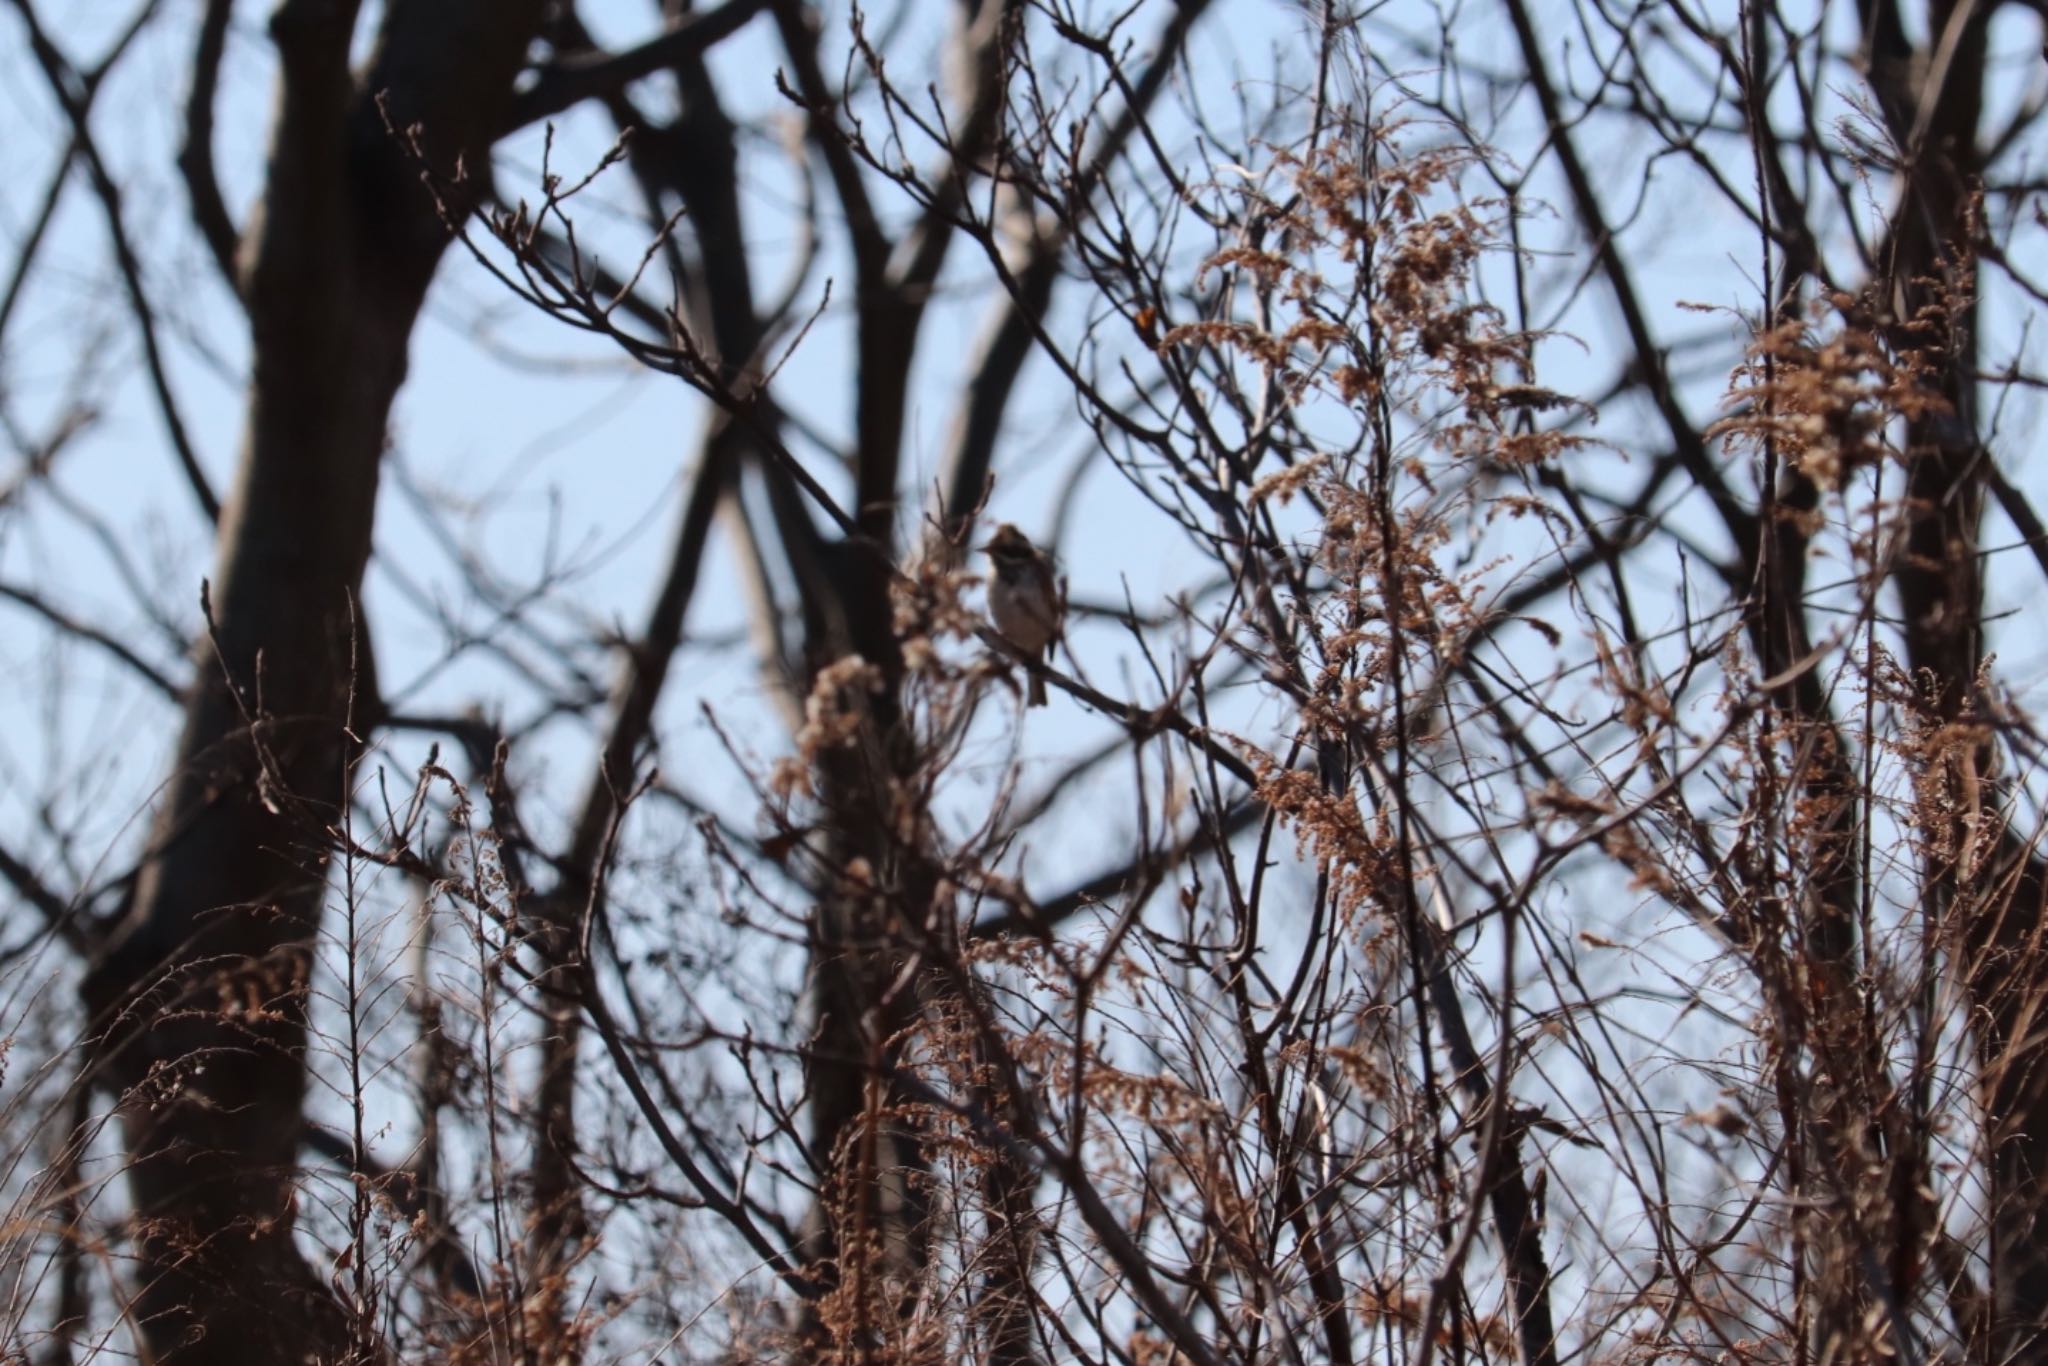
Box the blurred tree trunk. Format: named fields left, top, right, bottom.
left=1861, top=3, right=2047, bottom=1354
left=78, top=3, right=544, bottom=1359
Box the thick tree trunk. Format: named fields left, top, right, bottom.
left=788, top=546, right=938, bottom=1352
left=1857, top=3, right=2048, bottom=1356
left=78, top=4, right=543, bottom=1358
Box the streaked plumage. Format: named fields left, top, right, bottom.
left=983, top=523, right=1060, bottom=706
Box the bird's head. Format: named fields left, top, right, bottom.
left=982, top=523, right=1037, bottom=564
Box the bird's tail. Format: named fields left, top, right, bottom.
left=1027, top=673, right=1047, bottom=707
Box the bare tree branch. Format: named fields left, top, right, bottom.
left=180, top=0, right=240, bottom=292
left=7, top=0, right=221, bottom=522
left=504, top=0, right=773, bottom=133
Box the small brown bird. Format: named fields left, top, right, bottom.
left=983, top=523, right=1062, bottom=706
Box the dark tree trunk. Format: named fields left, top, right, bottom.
left=1855, top=2, right=2048, bottom=1356
left=78, top=3, right=545, bottom=1358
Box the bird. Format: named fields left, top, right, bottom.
left=983, top=523, right=1062, bottom=706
